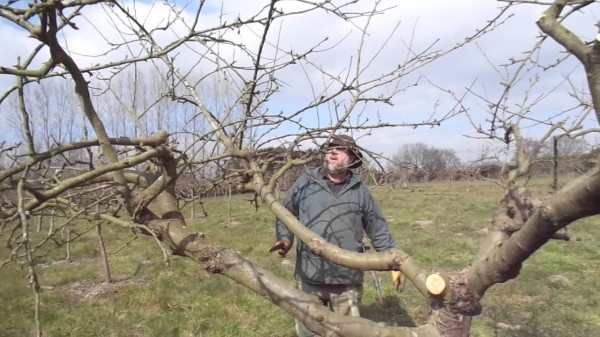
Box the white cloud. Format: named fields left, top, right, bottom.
left=1, top=0, right=598, bottom=157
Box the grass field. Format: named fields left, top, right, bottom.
left=1, top=178, right=598, bottom=337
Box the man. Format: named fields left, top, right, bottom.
left=272, top=134, right=401, bottom=337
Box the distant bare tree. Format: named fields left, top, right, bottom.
left=392, top=143, right=461, bottom=181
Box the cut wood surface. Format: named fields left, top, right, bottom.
left=426, top=273, right=446, bottom=296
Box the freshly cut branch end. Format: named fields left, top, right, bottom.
left=426, top=273, right=446, bottom=296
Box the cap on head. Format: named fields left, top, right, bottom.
left=324, top=134, right=363, bottom=169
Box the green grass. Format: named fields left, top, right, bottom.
left=1, top=178, right=598, bottom=336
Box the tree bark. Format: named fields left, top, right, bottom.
left=466, top=165, right=600, bottom=297
left=96, top=222, right=112, bottom=284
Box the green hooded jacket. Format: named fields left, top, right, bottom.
left=275, top=167, right=396, bottom=285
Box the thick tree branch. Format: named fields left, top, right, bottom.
left=0, top=132, right=168, bottom=183
left=142, top=218, right=442, bottom=337
left=466, top=164, right=600, bottom=296
left=537, top=0, right=600, bottom=123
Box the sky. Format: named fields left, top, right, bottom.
left=1, top=0, right=599, bottom=163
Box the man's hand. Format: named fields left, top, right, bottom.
left=269, top=240, right=292, bottom=257
left=391, top=270, right=405, bottom=292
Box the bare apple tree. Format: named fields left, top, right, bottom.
left=0, top=1, right=598, bottom=336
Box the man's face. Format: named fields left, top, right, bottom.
left=325, top=146, right=355, bottom=173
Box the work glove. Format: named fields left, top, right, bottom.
left=269, top=240, right=292, bottom=258
left=391, top=270, right=406, bottom=292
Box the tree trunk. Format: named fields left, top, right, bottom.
left=96, top=222, right=112, bottom=284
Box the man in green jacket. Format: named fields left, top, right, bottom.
left=273, top=134, right=400, bottom=337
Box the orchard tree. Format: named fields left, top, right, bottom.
left=391, top=143, right=461, bottom=181
left=1, top=1, right=599, bottom=337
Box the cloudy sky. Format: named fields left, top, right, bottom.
left=1, top=0, right=598, bottom=162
